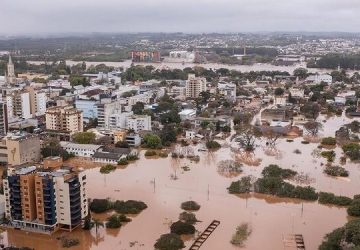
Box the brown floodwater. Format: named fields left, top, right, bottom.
left=2, top=113, right=360, bottom=250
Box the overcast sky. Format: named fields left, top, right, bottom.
left=2, top=0, right=360, bottom=35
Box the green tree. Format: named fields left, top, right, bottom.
left=143, top=134, right=162, bottom=149
left=72, top=132, right=96, bottom=144
left=154, top=233, right=185, bottom=250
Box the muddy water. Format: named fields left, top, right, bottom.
left=2, top=115, right=360, bottom=250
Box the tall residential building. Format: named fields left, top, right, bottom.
left=25, top=87, right=47, bottom=117
left=97, top=98, right=123, bottom=129
left=6, top=133, right=41, bottom=166
left=185, top=74, right=207, bottom=98
left=46, top=106, right=83, bottom=133
left=3, top=165, right=88, bottom=233
left=126, top=115, right=152, bottom=133
left=0, top=102, right=8, bottom=136
left=7, top=55, right=16, bottom=85
left=6, top=91, right=32, bottom=120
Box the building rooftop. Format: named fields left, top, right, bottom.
left=60, top=142, right=102, bottom=151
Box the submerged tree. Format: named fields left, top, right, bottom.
left=304, top=121, right=323, bottom=137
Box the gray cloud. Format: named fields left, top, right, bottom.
left=1, top=0, right=360, bottom=34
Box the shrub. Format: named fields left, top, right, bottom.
left=321, top=150, right=336, bottom=162
left=342, top=143, right=360, bottom=161
left=301, top=141, right=310, bottom=144
left=261, top=164, right=297, bottom=179
left=254, top=177, right=318, bottom=201
left=170, top=221, right=196, bottom=235
left=227, top=177, right=252, bottom=194
left=348, top=199, right=360, bottom=217
left=106, top=214, right=131, bottom=229
left=154, top=233, right=185, bottom=250
left=206, top=140, right=221, bottom=149
left=324, top=166, right=349, bottom=177
left=179, top=212, right=198, bottom=225
left=100, top=164, right=116, bottom=174
left=126, top=153, right=139, bottom=161
left=145, top=150, right=157, bottom=157
left=61, top=238, right=80, bottom=248
left=318, top=192, right=352, bottom=206
left=117, top=158, right=129, bottom=165
left=231, top=223, right=252, bottom=247
left=158, top=152, right=168, bottom=158
left=171, top=152, right=178, bottom=158
left=113, top=200, right=147, bottom=214
left=90, top=199, right=112, bottom=213
left=321, top=137, right=336, bottom=146
left=143, top=134, right=162, bottom=149
left=181, top=201, right=201, bottom=211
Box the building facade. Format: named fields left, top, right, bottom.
left=126, top=115, right=152, bottom=133
left=6, top=133, right=41, bottom=166
left=185, top=74, right=207, bottom=98
left=3, top=166, right=88, bottom=233
left=46, top=106, right=83, bottom=133
left=0, top=102, right=8, bottom=136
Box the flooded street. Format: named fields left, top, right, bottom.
left=2, top=112, right=360, bottom=250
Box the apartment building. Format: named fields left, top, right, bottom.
left=185, top=74, right=207, bottom=98
left=6, top=90, right=32, bottom=120
left=126, top=115, right=152, bottom=133
left=0, top=102, right=8, bottom=136
left=45, top=106, right=83, bottom=133
left=3, top=165, right=88, bottom=233
left=6, top=133, right=41, bottom=166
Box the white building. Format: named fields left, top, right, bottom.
left=306, top=74, right=332, bottom=84
left=179, top=109, right=196, bottom=121
left=186, top=74, right=207, bottom=98
left=6, top=91, right=32, bottom=120
left=217, top=82, right=236, bottom=100
left=34, top=91, right=47, bottom=116
left=126, top=115, right=152, bottom=133
left=60, top=142, right=102, bottom=157
left=289, top=88, right=305, bottom=98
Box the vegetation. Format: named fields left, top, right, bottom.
left=303, top=121, right=323, bottom=136
left=342, top=143, right=360, bottom=161
left=324, top=166, right=349, bottom=177
left=321, top=137, right=337, bottom=146
left=181, top=201, right=201, bottom=211
left=72, top=132, right=96, bottom=144
left=154, top=233, right=185, bottom=250
left=61, top=238, right=80, bottom=248
left=100, top=164, right=117, bottom=174
left=143, top=134, right=162, bottom=149
left=89, top=199, right=113, bottom=213
left=106, top=214, right=131, bottom=229
left=227, top=177, right=252, bottom=194
left=318, top=192, right=352, bottom=206
left=230, top=223, right=252, bottom=247
left=170, top=221, right=196, bottom=235
left=113, top=200, right=148, bottom=214
left=41, top=138, right=74, bottom=161
left=319, top=219, right=360, bottom=250
left=126, top=153, right=139, bottom=161
left=347, top=198, right=360, bottom=217
left=261, top=164, right=297, bottom=179
left=115, top=141, right=130, bottom=148
left=158, top=151, right=169, bottom=158
left=145, top=150, right=157, bottom=157
left=117, top=158, right=129, bottom=165
left=179, top=212, right=198, bottom=225
left=205, top=140, right=221, bottom=149
left=321, top=150, right=336, bottom=163
left=90, top=199, right=147, bottom=214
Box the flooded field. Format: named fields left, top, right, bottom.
left=2, top=114, right=360, bottom=250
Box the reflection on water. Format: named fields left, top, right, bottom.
left=2, top=114, right=360, bottom=250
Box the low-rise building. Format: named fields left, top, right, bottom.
left=60, top=142, right=102, bottom=157
left=179, top=109, right=196, bottom=121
